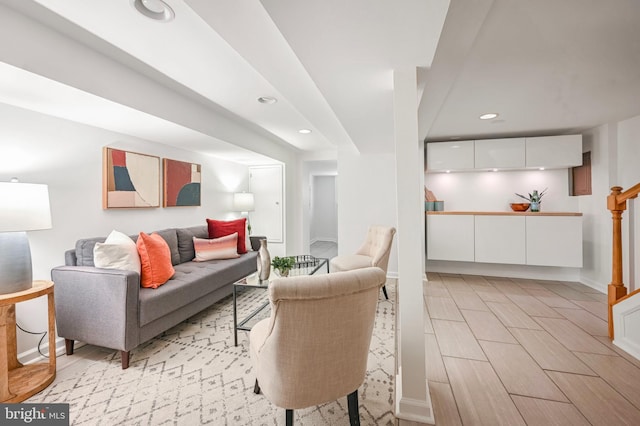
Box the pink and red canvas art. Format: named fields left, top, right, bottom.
left=103, top=147, right=160, bottom=209
left=163, top=158, right=201, bottom=207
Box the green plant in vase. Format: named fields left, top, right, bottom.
left=271, top=256, right=296, bottom=277
left=515, top=188, right=548, bottom=212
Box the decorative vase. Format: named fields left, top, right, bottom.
left=531, top=201, right=540, bottom=212
left=257, top=239, right=270, bottom=281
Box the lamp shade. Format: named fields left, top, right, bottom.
left=0, top=182, right=52, bottom=232
left=233, top=192, right=255, bottom=212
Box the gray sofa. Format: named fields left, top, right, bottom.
left=51, top=225, right=259, bottom=369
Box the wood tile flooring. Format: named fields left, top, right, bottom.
left=414, top=273, right=640, bottom=425
left=310, top=240, right=337, bottom=260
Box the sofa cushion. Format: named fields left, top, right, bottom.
left=176, top=225, right=208, bottom=263
left=138, top=251, right=258, bottom=326
left=75, top=237, right=107, bottom=267
left=207, top=218, right=247, bottom=254
left=194, top=234, right=240, bottom=261
left=155, top=228, right=180, bottom=266
left=137, top=232, right=175, bottom=289
left=94, top=230, right=141, bottom=273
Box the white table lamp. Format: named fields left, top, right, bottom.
left=0, top=181, right=52, bottom=294
left=233, top=192, right=255, bottom=233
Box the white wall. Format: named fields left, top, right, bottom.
left=337, top=151, right=398, bottom=275
left=0, top=102, right=251, bottom=356
left=578, top=114, right=640, bottom=293
left=579, top=125, right=615, bottom=289
left=310, top=176, right=337, bottom=243
left=425, top=169, right=579, bottom=212
left=617, top=115, right=640, bottom=292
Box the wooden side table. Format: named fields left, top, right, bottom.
left=0, top=280, right=56, bottom=402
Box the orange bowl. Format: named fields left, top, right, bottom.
left=510, top=203, right=530, bottom=212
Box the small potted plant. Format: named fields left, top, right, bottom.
left=271, top=256, right=296, bottom=277
left=515, top=188, right=548, bottom=212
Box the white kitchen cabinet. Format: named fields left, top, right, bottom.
left=475, top=216, right=526, bottom=264
left=474, top=138, right=525, bottom=169
left=526, top=216, right=583, bottom=267
left=426, top=140, right=474, bottom=172
left=427, top=215, right=474, bottom=261
left=525, top=135, right=582, bottom=168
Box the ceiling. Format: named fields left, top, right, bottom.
left=1, top=0, right=639, bottom=163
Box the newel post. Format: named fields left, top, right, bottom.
left=607, top=186, right=627, bottom=339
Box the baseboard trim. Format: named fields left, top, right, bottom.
left=19, top=336, right=68, bottom=364
left=579, top=276, right=607, bottom=293
left=613, top=338, right=640, bottom=361
left=427, top=260, right=581, bottom=282
left=395, top=373, right=435, bottom=424
left=310, top=238, right=337, bottom=244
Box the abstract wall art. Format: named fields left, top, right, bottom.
left=103, top=147, right=160, bottom=209
left=163, top=158, right=201, bottom=207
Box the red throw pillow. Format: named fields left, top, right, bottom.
left=207, top=218, right=247, bottom=254
left=136, top=232, right=175, bottom=288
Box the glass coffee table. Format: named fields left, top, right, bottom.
left=233, top=255, right=329, bottom=346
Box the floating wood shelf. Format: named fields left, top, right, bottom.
left=426, top=211, right=582, bottom=216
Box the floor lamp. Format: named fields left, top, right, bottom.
left=233, top=192, right=255, bottom=234
left=0, top=180, right=52, bottom=294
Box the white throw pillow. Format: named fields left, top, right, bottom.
left=94, top=230, right=141, bottom=274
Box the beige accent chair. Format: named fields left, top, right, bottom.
left=329, top=225, right=396, bottom=299
left=249, top=267, right=387, bottom=426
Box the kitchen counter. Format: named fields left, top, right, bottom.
left=426, top=211, right=582, bottom=216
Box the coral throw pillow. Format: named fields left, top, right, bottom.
left=193, top=234, right=240, bottom=261
left=94, top=230, right=141, bottom=274
left=136, top=232, right=175, bottom=288
left=207, top=218, right=247, bottom=254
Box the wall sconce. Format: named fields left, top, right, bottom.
left=0, top=180, right=52, bottom=294
left=233, top=192, right=255, bottom=233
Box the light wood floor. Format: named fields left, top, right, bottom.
left=310, top=240, right=337, bottom=260
left=402, top=272, right=640, bottom=425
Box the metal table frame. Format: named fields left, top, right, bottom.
left=233, top=256, right=328, bottom=346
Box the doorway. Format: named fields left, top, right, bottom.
left=310, top=175, right=338, bottom=259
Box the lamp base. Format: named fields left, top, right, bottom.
left=0, top=232, right=33, bottom=294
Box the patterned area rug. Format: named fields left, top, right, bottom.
left=30, top=280, right=396, bottom=425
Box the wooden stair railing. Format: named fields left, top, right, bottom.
left=608, top=183, right=640, bottom=339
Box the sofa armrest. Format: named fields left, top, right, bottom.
left=250, top=236, right=266, bottom=251
left=51, top=266, right=141, bottom=352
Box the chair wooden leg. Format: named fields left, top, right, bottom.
left=286, top=409, right=294, bottom=426
left=121, top=350, right=130, bottom=369
left=348, top=390, right=360, bottom=426
left=254, top=379, right=261, bottom=394
left=382, top=285, right=389, bottom=300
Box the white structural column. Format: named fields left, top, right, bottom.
left=393, top=67, right=433, bottom=423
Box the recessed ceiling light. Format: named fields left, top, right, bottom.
left=445, top=170, right=451, bottom=173
left=132, top=0, right=175, bottom=22
left=479, top=113, right=499, bottom=120
left=539, top=167, right=545, bottom=171
left=492, top=168, right=498, bottom=172
left=257, top=96, right=277, bottom=104
left=298, top=129, right=312, bottom=134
